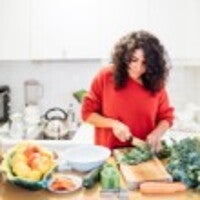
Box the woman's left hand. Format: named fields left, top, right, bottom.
left=146, top=131, right=162, bottom=153
left=146, top=120, right=170, bottom=153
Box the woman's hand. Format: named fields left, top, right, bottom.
left=146, top=131, right=162, bottom=153
left=111, top=120, right=132, bottom=142
left=146, top=120, right=170, bottom=153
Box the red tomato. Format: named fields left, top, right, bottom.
left=24, top=145, right=40, bottom=158
left=27, top=152, right=41, bottom=168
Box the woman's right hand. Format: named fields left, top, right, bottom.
left=111, top=120, right=132, bottom=142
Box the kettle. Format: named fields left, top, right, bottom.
left=43, top=107, right=69, bottom=139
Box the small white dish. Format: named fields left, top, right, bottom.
left=47, top=174, right=82, bottom=194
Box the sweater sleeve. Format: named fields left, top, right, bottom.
left=81, top=69, right=104, bottom=121
left=157, top=89, right=174, bottom=126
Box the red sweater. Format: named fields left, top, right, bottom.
left=82, top=66, right=174, bottom=149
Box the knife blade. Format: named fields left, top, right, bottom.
left=128, top=136, right=146, bottom=147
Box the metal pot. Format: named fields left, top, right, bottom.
left=43, top=107, right=69, bottom=139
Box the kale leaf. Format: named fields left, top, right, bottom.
left=166, top=137, right=200, bottom=189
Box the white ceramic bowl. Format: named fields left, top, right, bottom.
left=59, top=145, right=111, bottom=172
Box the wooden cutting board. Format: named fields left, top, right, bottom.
left=113, top=148, right=172, bottom=190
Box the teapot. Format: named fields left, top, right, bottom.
left=43, top=107, right=69, bottom=139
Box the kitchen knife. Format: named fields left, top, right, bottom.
left=128, top=136, right=157, bottom=156
left=128, top=136, right=147, bottom=147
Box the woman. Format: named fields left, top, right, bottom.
left=81, top=30, right=174, bottom=151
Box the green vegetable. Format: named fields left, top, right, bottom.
left=100, top=163, right=120, bottom=189
left=1, top=147, right=56, bottom=191
left=82, top=167, right=102, bottom=189
left=156, top=140, right=171, bottom=159
left=73, top=89, right=87, bottom=103
left=120, top=145, right=153, bottom=165
left=166, top=137, right=200, bottom=189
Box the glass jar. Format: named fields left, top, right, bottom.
left=9, top=113, right=25, bottom=139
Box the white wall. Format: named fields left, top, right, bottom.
left=0, top=60, right=200, bottom=117
left=0, top=60, right=101, bottom=120
left=168, top=65, right=200, bottom=110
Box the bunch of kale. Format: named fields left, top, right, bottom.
left=119, top=141, right=170, bottom=165
left=166, top=137, right=200, bottom=189
left=120, top=144, right=153, bottom=165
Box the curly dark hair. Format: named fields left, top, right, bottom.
left=112, top=30, right=170, bottom=92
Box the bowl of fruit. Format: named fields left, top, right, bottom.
left=1, top=141, right=57, bottom=190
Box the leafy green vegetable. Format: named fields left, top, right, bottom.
left=120, top=145, right=153, bottom=165
left=166, top=137, right=200, bottom=189
left=73, top=89, right=87, bottom=103
left=156, top=140, right=171, bottom=159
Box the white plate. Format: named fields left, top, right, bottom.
left=47, top=174, right=82, bottom=194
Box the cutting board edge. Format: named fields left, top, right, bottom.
left=119, top=158, right=173, bottom=190
left=120, top=162, right=172, bottom=182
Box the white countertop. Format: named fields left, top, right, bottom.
left=1, top=121, right=200, bottom=153
left=0, top=123, right=95, bottom=153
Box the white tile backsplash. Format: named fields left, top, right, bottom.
left=167, top=65, right=200, bottom=111
left=0, top=60, right=101, bottom=117
left=0, top=60, right=200, bottom=117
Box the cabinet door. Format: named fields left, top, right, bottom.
left=0, top=0, right=30, bottom=60
left=30, top=0, right=100, bottom=60
left=148, top=0, right=200, bottom=63
left=100, top=0, right=149, bottom=59
left=66, top=0, right=101, bottom=59
left=184, top=0, right=200, bottom=62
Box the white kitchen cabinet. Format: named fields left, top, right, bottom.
left=30, top=0, right=100, bottom=60
left=148, top=0, right=200, bottom=63
left=100, top=0, right=200, bottom=64
left=99, top=0, right=149, bottom=59
left=0, top=0, right=30, bottom=60
left=0, top=0, right=200, bottom=62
